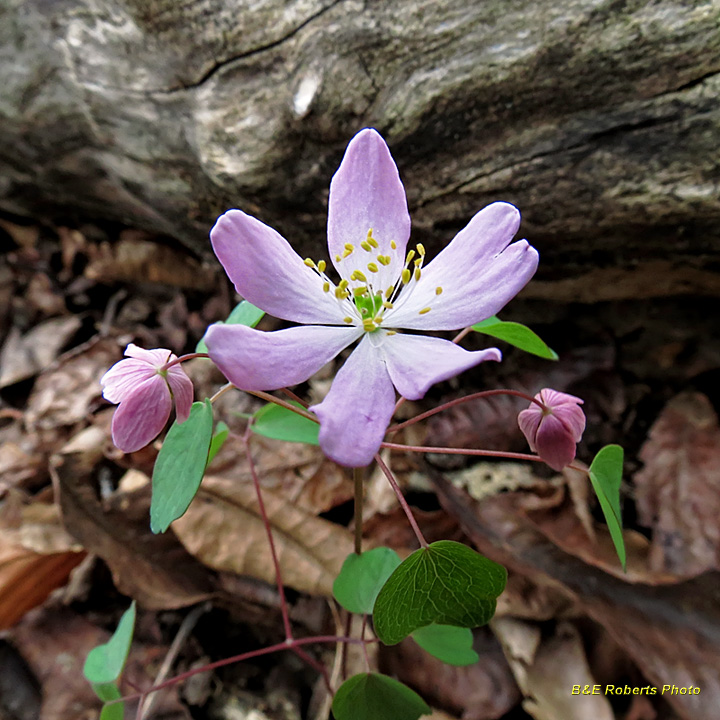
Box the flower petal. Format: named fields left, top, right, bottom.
left=211, top=209, right=349, bottom=325
left=167, top=366, right=194, bottom=423
left=310, top=334, right=397, bottom=467
left=534, top=414, right=578, bottom=471
left=206, top=323, right=362, bottom=391
left=386, top=202, right=539, bottom=330
left=517, top=405, right=542, bottom=452
left=379, top=332, right=501, bottom=400
left=101, top=358, right=158, bottom=404
left=124, top=344, right=173, bottom=367
left=327, top=128, right=411, bottom=292
left=111, top=375, right=172, bottom=453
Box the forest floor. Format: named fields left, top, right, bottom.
left=1, top=213, right=719, bottom=720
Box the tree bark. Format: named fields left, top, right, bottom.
left=1, top=0, right=719, bottom=298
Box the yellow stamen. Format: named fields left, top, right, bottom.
left=367, top=263, right=379, bottom=273
left=339, top=279, right=349, bottom=290
left=335, top=254, right=341, bottom=262
left=390, top=240, right=397, bottom=249
left=323, top=282, right=330, bottom=293
left=344, top=243, right=354, bottom=252
left=414, top=258, right=422, bottom=267
left=368, top=236, right=378, bottom=249
left=343, top=316, right=353, bottom=324
left=386, top=330, right=397, bottom=336
left=335, top=288, right=345, bottom=299
left=401, top=268, right=411, bottom=284
left=414, top=267, right=422, bottom=281
left=342, top=248, right=352, bottom=258
left=417, top=243, right=426, bottom=256
left=362, top=319, right=376, bottom=332
left=351, top=270, right=367, bottom=282
left=405, top=250, right=415, bottom=264
left=353, top=286, right=368, bottom=297
left=317, top=260, right=326, bottom=272
left=361, top=241, right=372, bottom=252
left=419, top=307, right=431, bottom=315
left=435, top=286, right=443, bottom=295
left=377, top=255, right=391, bottom=266
left=304, top=258, right=315, bottom=268
left=382, top=301, right=394, bottom=309
left=385, top=286, right=394, bottom=299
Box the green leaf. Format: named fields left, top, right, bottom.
left=207, top=421, right=229, bottom=466
left=251, top=402, right=319, bottom=445
left=332, top=673, right=430, bottom=720
left=151, top=399, right=214, bottom=533
left=373, top=540, right=506, bottom=645
left=472, top=316, right=558, bottom=360
left=333, top=547, right=402, bottom=615
left=83, top=602, right=136, bottom=685
left=588, top=444, right=626, bottom=570
left=411, top=624, right=479, bottom=666
left=196, top=300, right=265, bottom=352
left=84, top=602, right=136, bottom=719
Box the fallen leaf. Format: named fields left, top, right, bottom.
left=173, top=475, right=354, bottom=597
left=380, top=626, right=519, bottom=720
left=634, top=392, right=720, bottom=576
left=54, top=444, right=214, bottom=610
left=493, top=618, right=614, bottom=720
left=0, top=316, right=81, bottom=388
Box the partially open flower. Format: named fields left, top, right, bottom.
left=101, top=344, right=193, bottom=453
left=518, top=389, right=586, bottom=471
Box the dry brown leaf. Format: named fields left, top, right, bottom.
left=0, top=494, right=85, bottom=629
left=0, top=316, right=81, bottom=388
left=207, top=434, right=354, bottom=515
left=55, top=445, right=214, bottom=610
left=173, top=475, right=354, bottom=597
left=25, top=337, right=119, bottom=429
left=85, top=231, right=217, bottom=290
left=380, top=626, right=519, bottom=720
left=493, top=618, right=614, bottom=720
left=634, top=392, right=720, bottom=577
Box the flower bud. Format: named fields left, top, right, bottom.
left=101, top=344, right=194, bottom=453
left=518, top=388, right=586, bottom=471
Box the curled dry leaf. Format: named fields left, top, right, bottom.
left=634, top=392, right=720, bottom=577
left=172, top=475, right=354, bottom=597
left=0, top=494, right=85, bottom=630
left=493, top=618, right=614, bottom=720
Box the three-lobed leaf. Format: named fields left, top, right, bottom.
left=411, top=624, right=479, bottom=666
left=151, top=399, right=214, bottom=533
left=196, top=300, right=265, bottom=352
left=472, top=316, right=558, bottom=360
left=251, top=402, right=319, bottom=445
left=333, top=547, right=402, bottom=615
left=373, top=540, right=507, bottom=645
left=588, top=444, right=626, bottom=570
left=332, top=673, right=430, bottom=720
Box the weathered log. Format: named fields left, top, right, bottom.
left=1, top=0, right=719, bottom=297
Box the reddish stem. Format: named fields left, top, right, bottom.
left=381, top=441, right=546, bottom=462
left=243, top=429, right=293, bottom=640
left=388, top=388, right=548, bottom=434
left=160, top=352, right=209, bottom=371
left=374, top=453, right=428, bottom=548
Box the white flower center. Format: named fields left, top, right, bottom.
left=304, top=229, right=442, bottom=332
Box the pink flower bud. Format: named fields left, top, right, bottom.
left=100, top=344, right=194, bottom=453
left=518, top=388, right=586, bottom=471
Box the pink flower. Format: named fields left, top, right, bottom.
left=206, top=128, right=539, bottom=467
left=101, top=344, right=194, bottom=453
left=518, top=389, right=586, bottom=471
